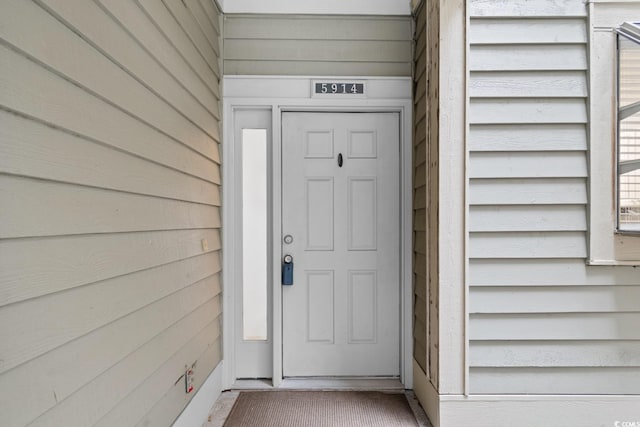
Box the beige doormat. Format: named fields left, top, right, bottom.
left=223, top=391, right=419, bottom=427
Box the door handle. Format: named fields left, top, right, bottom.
left=282, top=255, right=294, bottom=286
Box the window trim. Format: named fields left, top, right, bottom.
left=587, top=1, right=640, bottom=265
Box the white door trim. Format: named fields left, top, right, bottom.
left=222, top=76, right=413, bottom=389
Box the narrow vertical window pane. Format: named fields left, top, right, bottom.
left=242, top=129, right=268, bottom=340
left=618, top=33, right=640, bottom=232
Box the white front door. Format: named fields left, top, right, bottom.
left=282, top=112, right=400, bottom=377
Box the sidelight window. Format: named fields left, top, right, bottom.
left=241, top=129, right=268, bottom=340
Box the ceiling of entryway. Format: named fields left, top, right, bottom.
left=219, top=0, right=411, bottom=15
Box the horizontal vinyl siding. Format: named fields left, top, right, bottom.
left=412, top=0, right=440, bottom=387
left=467, top=0, right=640, bottom=395
left=223, top=14, right=412, bottom=76
left=413, top=0, right=428, bottom=376
left=0, top=0, right=222, bottom=426
left=424, top=0, right=440, bottom=387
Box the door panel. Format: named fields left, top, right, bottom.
left=348, top=177, right=377, bottom=250
left=306, top=178, right=334, bottom=251
left=282, top=112, right=400, bottom=377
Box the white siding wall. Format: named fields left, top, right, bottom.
left=0, top=1, right=223, bottom=425
left=468, top=0, right=640, bottom=394
left=223, top=14, right=413, bottom=76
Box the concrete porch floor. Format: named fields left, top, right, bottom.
left=202, top=379, right=432, bottom=426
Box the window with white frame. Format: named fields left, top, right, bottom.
left=587, top=1, right=640, bottom=265
left=616, top=22, right=640, bottom=233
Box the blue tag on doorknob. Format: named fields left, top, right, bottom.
left=282, top=261, right=293, bottom=286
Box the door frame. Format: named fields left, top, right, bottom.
left=222, top=76, right=413, bottom=389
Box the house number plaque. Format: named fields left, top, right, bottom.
left=312, top=80, right=366, bottom=97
